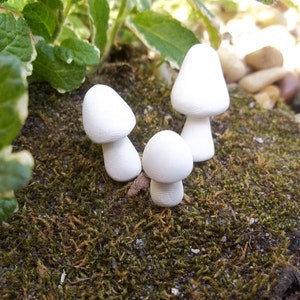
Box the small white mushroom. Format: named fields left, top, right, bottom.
left=142, top=130, right=193, bottom=207
left=82, top=84, right=141, bottom=182
left=171, top=43, right=230, bottom=162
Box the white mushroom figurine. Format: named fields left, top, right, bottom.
left=142, top=130, right=193, bottom=207
left=82, top=84, right=141, bottom=182
left=171, top=43, right=230, bottom=162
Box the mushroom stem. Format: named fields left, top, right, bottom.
left=181, top=116, right=214, bottom=162
left=102, top=136, right=141, bottom=182
left=150, top=180, right=184, bottom=207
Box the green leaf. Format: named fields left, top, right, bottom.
left=0, top=150, right=34, bottom=193
left=0, top=198, right=18, bottom=222
left=0, top=12, right=36, bottom=75
left=133, top=0, right=151, bottom=11
left=0, top=54, right=28, bottom=149
left=88, top=0, right=110, bottom=51
left=40, top=0, right=63, bottom=10
left=55, top=38, right=100, bottom=66
left=22, top=2, right=57, bottom=42
left=127, top=11, right=199, bottom=68
left=30, top=39, right=87, bottom=93
left=255, top=0, right=277, bottom=4
left=1, top=0, right=27, bottom=11
left=57, top=25, right=79, bottom=42
left=65, top=14, right=90, bottom=40
left=188, top=0, right=221, bottom=49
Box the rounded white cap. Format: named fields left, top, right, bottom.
left=142, top=130, right=193, bottom=183
left=82, top=84, right=136, bottom=143
left=171, top=43, right=230, bottom=117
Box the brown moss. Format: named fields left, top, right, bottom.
left=0, top=53, right=300, bottom=299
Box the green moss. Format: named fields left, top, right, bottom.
left=0, top=58, right=299, bottom=299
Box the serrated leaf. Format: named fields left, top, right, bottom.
left=0, top=12, right=36, bottom=75
left=88, top=0, right=109, bottom=51
left=22, top=2, right=57, bottom=42
left=188, top=0, right=221, bottom=49
left=0, top=150, right=34, bottom=193
left=55, top=38, right=100, bottom=66
left=0, top=54, right=28, bottom=149
left=30, top=39, right=87, bottom=92
left=0, top=198, right=18, bottom=222
left=127, top=11, right=199, bottom=68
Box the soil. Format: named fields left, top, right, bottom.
left=1, top=45, right=300, bottom=299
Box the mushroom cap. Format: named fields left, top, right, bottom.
left=142, top=130, right=193, bottom=183
left=82, top=84, right=136, bottom=143
left=171, top=43, right=230, bottom=117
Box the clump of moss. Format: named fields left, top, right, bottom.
left=0, top=53, right=299, bottom=299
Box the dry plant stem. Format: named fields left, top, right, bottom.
left=102, top=136, right=141, bottom=182
left=181, top=115, right=214, bottom=162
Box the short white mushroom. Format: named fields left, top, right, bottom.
left=142, top=130, right=193, bottom=207
left=171, top=43, right=230, bottom=162
left=82, top=84, right=141, bottom=182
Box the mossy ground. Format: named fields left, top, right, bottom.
left=1, top=49, right=300, bottom=299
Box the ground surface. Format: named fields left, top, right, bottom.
left=1, top=50, right=300, bottom=299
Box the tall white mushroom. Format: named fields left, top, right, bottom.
left=82, top=84, right=141, bottom=182
left=171, top=43, right=230, bottom=162
left=142, top=130, right=193, bottom=207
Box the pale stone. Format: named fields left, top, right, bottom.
left=283, top=8, right=300, bottom=31
left=259, top=25, right=296, bottom=53
left=233, top=25, right=295, bottom=58
left=218, top=44, right=247, bottom=83
left=245, top=46, right=283, bottom=70
left=254, top=7, right=287, bottom=27
left=292, top=88, right=300, bottom=113
left=253, top=92, right=276, bottom=110
left=261, top=85, right=280, bottom=99
left=238, top=67, right=287, bottom=93
left=155, top=62, right=177, bottom=86
left=225, top=15, right=258, bottom=42
left=295, top=113, right=300, bottom=123
left=278, top=72, right=300, bottom=103
left=283, top=42, right=300, bottom=72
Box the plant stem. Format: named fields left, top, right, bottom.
left=98, top=0, right=129, bottom=72
left=52, top=0, right=72, bottom=43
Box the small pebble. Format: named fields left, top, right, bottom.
left=254, top=6, right=287, bottom=27
left=233, top=24, right=295, bottom=57
left=238, top=67, right=287, bottom=93
left=245, top=46, right=283, bottom=70
left=155, top=62, right=177, bottom=86
left=254, top=137, right=264, bottom=144
left=171, top=288, right=179, bottom=296
left=253, top=91, right=276, bottom=110
left=292, top=88, right=300, bottom=113
left=278, top=72, right=300, bottom=103
left=191, top=248, right=201, bottom=254
left=259, top=25, right=296, bottom=52
left=218, top=44, right=247, bottom=83
left=261, top=85, right=281, bottom=99
left=295, top=113, right=300, bottom=123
